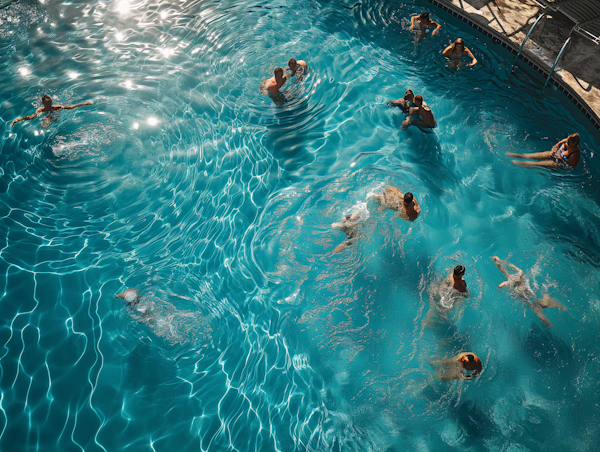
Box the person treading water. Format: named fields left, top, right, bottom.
left=432, top=352, right=482, bottom=380
left=442, top=38, right=477, bottom=67
left=491, top=256, right=567, bottom=327
left=402, top=95, right=436, bottom=130
left=11, top=94, right=93, bottom=127
left=387, top=89, right=419, bottom=114
left=260, top=67, right=287, bottom=97
left=372, top=186, right=421, bottom=221
left=408, top=11, right=442, bottom=42
left=286, top=58, right=308, bottom=81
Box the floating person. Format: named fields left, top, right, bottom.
left=372, top=185, right=421, bottom=221
left=506, top=133, right=581, bottom=169
left=286, top=58, right=308, bottom=81
left=427, top=265, right=469, bottom=317
left=332, top=211, right=364, bottom=254
left=402, top=95, right=436, bottom=130
left=11, top=94, right=93, bottom=127
left=386, top=89, right=415, bottom=114
left=409, top=11, right=442, bottom=42
left=491, top=256, right=567, bottom=327
left=442, top=38, right=477, bottom=67
left=115, top=288, right=141, bottom=307
left=432, top=352, right=482, bottom=380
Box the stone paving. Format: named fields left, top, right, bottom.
left=436, top=0, right=600, bottom=122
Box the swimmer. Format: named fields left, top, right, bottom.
left=432, top=352, right=482, bottom=380
left=448, top=265, right=467, bottom=293
left=443, top=38, right=477, bottom=67
left=372, top=186, right=421, bottom=221
left=332, top=212, right=363, bottom=254
left=11, top=95, right=93, bottom=127
left=402, top=95, right=436, bottom=129
left=286, top=58, right=308, bottom=81
left=409, top=11, right=441, bottom=42
left=387, top=89, right=415, bottom=114
left=506, top=133, right=581, bottom=169
left=492, top=256, right=567, bottom=327
left=260, top=67, right=287, bottom=97
left=115, top=288, right=141, bottom=307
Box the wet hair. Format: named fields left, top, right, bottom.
left=567, top=133, right=580, bottom=146
left=414, top=95, right=424, bottom=105
left=42, top=94, right=52, bottom=103
left=454, top=38, right=465, bottom=49
left=345, top=215, right=351, bottom=220
left=419, top=11, right=429, bottom=20
left=288, top=58, right=297, bottom=66
left=404, top=89, right=414, bottom=99
left=454, top=265, right=465, bottom=276
left=465, top=354, right=475, bottom=362
left=404, top=192, right=413, bottom=204
left=274, top=67, right=283, bottom=76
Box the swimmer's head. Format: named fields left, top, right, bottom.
left=288, top=58, right=297, bottom=70
left=42, top=94, right=52, bottom=107
left=454, top=265, right=466, bottom=277
left=345, top=215, right=351, bottom=220
left=567, top=133, right=580, bottom=146
left=454, top=38, right=465, bottom=51
left=274, top=67, right=284, bottom=79
left=414, top=95, right=424, bottom=106
left=404, top=89, right=414, bottom=101
left=404, top=192, right=414, bottom=204
left=419, top=11, right=430, bottom=20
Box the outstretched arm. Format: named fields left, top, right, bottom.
left=11, top=107, right=44, bottom=127
left=465, top=48, right=478, bottom=67
left=62, top=101, right=93, bottom=110
left=431, top=21, right=441, bottom=36
left=409, top=16, right=417, bottom=30
left=505, top=262, right=524, bottom=276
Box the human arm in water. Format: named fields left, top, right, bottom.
left=11, top=106, right=44, bottom=127
left=464, top=47, right=478, bottom=67
left=442, top=44, right=454, bottom=58
left=61, top=101, right=93, bottom=110
left=408, top=16, right=419, bottom=30
left=431, top=20, right=442, bottom=36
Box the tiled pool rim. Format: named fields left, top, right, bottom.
left=424, top=0, right=600, bottom=134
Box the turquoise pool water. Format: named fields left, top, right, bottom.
left=1, top=0, right=600, bottom=450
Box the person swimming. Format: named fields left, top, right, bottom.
left=115, top=288, right=141, bottom=307
left=372, top=186, right=421, bottom=221
left=387, top=89, right=415, bottom=114
left=402, top=95, right=436, bottom=129
left=260, top=67, right=287, bottom=98
left=506, top=133, right=581, bottom=169
left=11, top=94, right=93, bottom=127
left=442, top=38, right=477, bottom=67
left=286, top=58, right=308, bottom=81
left=491, top=256, right=567, bottom=327
left=409, top=11, right=442, bottom=42
left=332, top=211, right=364, bottom=254
left=448, top=264, right=467, bottom=293
left=432, top=352, right=482, bottom=380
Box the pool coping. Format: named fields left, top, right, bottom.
left=423, top=0, right=600, bottom=134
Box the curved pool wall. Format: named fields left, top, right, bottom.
left=423, top=0, right=600, bottom=135
left=1, top=0, right=600, bottom=451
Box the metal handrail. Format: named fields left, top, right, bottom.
left=543, top=36, right=572, bottom=90
left=511, top=13, right=546, bottom=70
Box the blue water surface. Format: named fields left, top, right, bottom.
left=1, top=0, right=600, bottom=451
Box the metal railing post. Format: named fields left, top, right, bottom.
left=543, top=36, right=571, bottom=90
left=511, top=14, right=546, bottom=71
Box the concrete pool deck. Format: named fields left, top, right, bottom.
left=428, top=0, right=600, bottom=130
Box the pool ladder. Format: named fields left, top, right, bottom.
left=511, top=13, right=546, bottom=72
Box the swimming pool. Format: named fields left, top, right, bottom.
left=1, top=0, right=600, bottom=450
